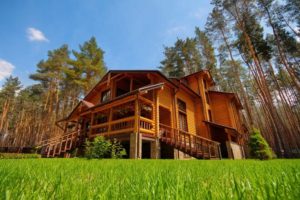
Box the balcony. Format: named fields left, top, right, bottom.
left=87, top=93, right=155, bottom=137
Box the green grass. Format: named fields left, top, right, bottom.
left=0, top=153, right=40, bottom=159
left=0, top=159, right=299, bottom=199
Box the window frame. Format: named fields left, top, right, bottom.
left=101, top=89, right=111, bottom=103
left=177, top=98, right=188, bottom=132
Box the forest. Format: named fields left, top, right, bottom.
left=0, top=0, right=299, bottom=158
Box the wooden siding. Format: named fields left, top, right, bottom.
left=194, top=101, right=209, bottom=138
left=209, top=93, right=232, bottom=127
left=158, top=86, right=173, bottom=109
left=186, top=76, right=200, bottom=95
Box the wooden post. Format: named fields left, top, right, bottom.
left=130, top=77, right=133, bottom=91
left=131, top=94, right=142, bottom=159
left=130, top=133, right=137, bottom=159
left=218, top=144, right=222, bottom=160
left=150, top=138, right=160, bottom=159
left=47, top=146, right=51, bottom=158
left=89, top=113, right=94, bottom=136
left=108, top=108, right=113, bottom=134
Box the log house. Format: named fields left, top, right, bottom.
left=39, top=70, right=246, bottom=159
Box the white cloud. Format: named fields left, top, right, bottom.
left=27, top=27, right=49, bottom=42
left=190, top=8, right=208, bottom=20
left=166, top=26, right=187, bottom=36
left=0, top=59, right=15, bottom=81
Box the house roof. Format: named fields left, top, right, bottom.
left=62, top=82, right=165, bottom=122
left=180, top=70, right=215, bottom=86
left=82, top=100, right=95, bottom=108
left=203, top=120, right=241, bottom=135
left=84, top=70, right=201, bottom=101
left=57, top=70, right=242, bottom=123
left=208, top=90, right=243, bottom=109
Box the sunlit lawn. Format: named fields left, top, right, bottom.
left=0, top=159, right=299, bottom=199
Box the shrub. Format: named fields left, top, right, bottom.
left=110, top=138, right=127, bottom=159
left=84, top=136, right=126, bottom=159
left=0, top=153, right=41, bottom=159
left=248, top=128, right=275, bottom=160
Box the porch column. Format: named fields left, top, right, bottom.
left=225, top=130, right=234, bottom=159
left=130, top=133, right=138, bottom=159
left=130, top=95, right=142, bottom=159
left=150, top=138, right=160, bottom=159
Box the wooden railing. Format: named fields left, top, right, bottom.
left=40, top=94, right=156, bottom=157
left=139, top=117, right=154, bottom=134
left=38, top=130, right=78, bottom=158
left=38, top=131, right=78, bottom=147
left=159, top=124, right=221, bottom=159
left=90, top=95, right=155, bottom=137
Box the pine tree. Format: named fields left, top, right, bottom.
left=70, top=37, right=107, bottom=94
left=159, top=38, right=202, bottom=78
left=0, top=76, right=22, bottom=144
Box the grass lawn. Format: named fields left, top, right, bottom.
left=0, top=159, right=299, bottom=199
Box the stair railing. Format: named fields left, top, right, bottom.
left=159, top=123, right=221, bottom=159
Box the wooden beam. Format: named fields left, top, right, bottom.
left=107, top=73, right=111, bottom=86
left=130, top=77, right=133, bottom=92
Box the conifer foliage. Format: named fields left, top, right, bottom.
left=0, top=37, right=107, bottom=149
left=159, top=0, right=300, bottom=158
left=249, top=128, right=274, bottom=160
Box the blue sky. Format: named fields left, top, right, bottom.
left=0, top=0, right=212, bottom=87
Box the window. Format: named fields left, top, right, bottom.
left=177, top=99, right=187, bottom=113
left=177, top=99, right=188, bottom=132
left=116, top=78, right=130, bottom=97
left=179, top=112, right=188, bottom=132
left=101, top=89, right=111, bottom=103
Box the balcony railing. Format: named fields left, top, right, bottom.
left=89, top=94, right=155, bottom=137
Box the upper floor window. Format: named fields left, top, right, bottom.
left=177, top=99, right=188, bottom=132
left=116, top=78, right=130, bottom=97
left=177, top=99, right=187, bottom=113
left=101, top=89, right=111, bottom=103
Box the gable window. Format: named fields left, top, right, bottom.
left=101, top=89, right=111, bottom=103
left=116, top=78, right=130, bottom=97
left=177, top=99, right=188, bottom=132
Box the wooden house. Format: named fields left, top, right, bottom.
left=39, top=70, right=246, bottom=159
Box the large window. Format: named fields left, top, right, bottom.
left=177, top=99, right=188, bottom=132
left=115, top=78, right=130, bottom=97
left=101, top=89, right=111, bottom=103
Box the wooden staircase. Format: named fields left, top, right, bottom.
left=159, top=124, right=221, bottom=159
left=38, top=131, right=79, bottom=158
